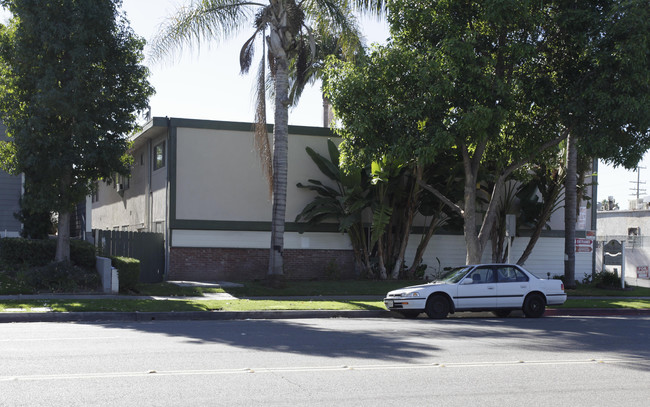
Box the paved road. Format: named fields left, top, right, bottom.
left=1, top=316, right=649, bottom=406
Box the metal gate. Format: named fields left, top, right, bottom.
left=94, top=230, right=165, bottom=283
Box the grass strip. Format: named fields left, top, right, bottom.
left=566, top=285, right=650, bottom=297
left=553, top=298, right=650, bottom=309
left=225, top=280, right=423, bottom=297
left=0, top=299, right=386, bottom=313
left=1, top=298, right=648, bottom=313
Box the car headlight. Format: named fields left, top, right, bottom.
left=399, top=291, right=420, bottom=298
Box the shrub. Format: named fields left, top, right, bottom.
left=0, top=271, right=34, bottom=294
left=22, top=261, right=99, bottom=293
left=0, top=238, right=54, bottom=267
left=0, top=238, right=96, bottom=268
left=594, top=270, right=622, bottom=288
left=111, top=256, right=140, bottom=293
left=70, top=240, right=97, bottom=268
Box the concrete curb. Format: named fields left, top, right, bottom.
left=1, top=308, right=649, bottom=323
left=0, top=310, right=392, bottom=323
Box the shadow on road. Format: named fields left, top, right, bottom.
left=87, top=315, right=650, bottom=371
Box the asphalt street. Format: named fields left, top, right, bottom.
left=1, top=316, right=649, bottom=406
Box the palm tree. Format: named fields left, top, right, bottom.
left=150, top=0, right=384, bottom=282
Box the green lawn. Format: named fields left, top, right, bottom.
left=0, top=299, right=385, bottom=313
left=224, top=280, right=425, bottom=297
left=554, top=298, right=650, bottom=309
left=565, top=285, right=650, bottom=297
left=2, top=278, right=650, bottom=313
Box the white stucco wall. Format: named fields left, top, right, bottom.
left=91, top=132, right=167, bottom=231
left=174, top=127, right=336, bottom=223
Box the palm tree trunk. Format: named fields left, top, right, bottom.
left=267, top=54, right=290, bottom=284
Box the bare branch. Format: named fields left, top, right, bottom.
left=416, top=179, right=464, bottom=216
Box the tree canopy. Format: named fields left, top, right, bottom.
left=0, top=0, right=154, bottom=261
left=325, top=0, right=650, bottom=267
left=326, top=0, right=566, bottom=264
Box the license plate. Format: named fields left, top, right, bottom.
left=385, top=300, right=394, bottom=308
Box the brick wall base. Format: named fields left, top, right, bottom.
left=168, top=247, right=357, bottom=281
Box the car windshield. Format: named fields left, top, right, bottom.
left=438, top=266, right=472, bottom=284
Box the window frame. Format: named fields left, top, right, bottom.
left=153, top=141, right=166, bottom=171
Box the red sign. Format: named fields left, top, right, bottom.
left=637, top=266, right=649, bottom=279
left=575, top=246, right=592, bottom=253
left=575, top=238, right=592, bottom=246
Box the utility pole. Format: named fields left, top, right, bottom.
left=630, top=166, right=646, bottom=208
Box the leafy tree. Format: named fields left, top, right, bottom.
left=295, top=139, right=373, bottom=276
left=0, top=0, right=154, bottom=262
left=540, top=0, right=650, bottom=286
left=150, top=0, right=384, bottom=282
left=326, top=1, right=565, bottom=265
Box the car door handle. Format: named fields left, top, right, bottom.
left=488, top=287, right=494, bottom=290
left=520, top=285, right=527, bottom=288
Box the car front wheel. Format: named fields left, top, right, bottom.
left=523, top=293, right=546, bottom=318
left=425, top=294, right=449, bottom=319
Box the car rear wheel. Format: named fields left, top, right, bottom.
left=425, top=295, right=449, bottom=319
left=523, top=293, right=546, bottom=318
left=493, top=310, right=511, bottom=318
left=398, top=310, right=420, bottom=319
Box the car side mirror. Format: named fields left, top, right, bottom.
left=461, top=278, right=474, bottom=285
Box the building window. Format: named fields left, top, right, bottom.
left=91, top=182, right=99, bottom=203
left=154, top=141, right=166, bottom=171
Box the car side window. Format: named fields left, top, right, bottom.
left=497, top=267, right=529, bottom=283
left=467, top=267, right=496, bottom=284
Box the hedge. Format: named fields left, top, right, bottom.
left=110, top=256, right=140, bottom=292
left=0, top=238, right=96, bottom=268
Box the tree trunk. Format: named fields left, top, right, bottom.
left=376, top=238, right=388, bottom=279
left=390, top=169, right=420, bottom=279
left=517, top=186, right=561, bottom=265
left=267, top=36, right=290, bottom=284
left=55, top=211, right=71, bottom=262
left=55, top=171, right=72, bottom=262
left=407, top=213, right=446, bottom=277
left=564, top=132, right=577, bottom=288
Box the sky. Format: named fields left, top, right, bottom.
left=1, top=0, right=647, bottom=209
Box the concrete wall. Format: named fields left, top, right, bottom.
left=597, top=209, right=650, bottom=237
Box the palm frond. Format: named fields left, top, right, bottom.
left=149, top=0, right=260, bottom=63
left=239, top=31, right=257, bottom=74
left=351, top=0, right=387, bottom=16
left=254, top=42, right=272, bottom=196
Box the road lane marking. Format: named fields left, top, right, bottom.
left=0, top=336, right=122, bottom=342
left=0, top=358, right=637, bottom=382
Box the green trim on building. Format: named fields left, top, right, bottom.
left=156, top=116, right=582, bottom=241
left=170, top=218, right=579, bottom=238
left=167, top=117, right=334, bottom=138
left=168, top=122, right=178, bottom=230
left=171, top=219, right=342, bottom=233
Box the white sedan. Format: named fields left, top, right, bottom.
left=384, top=264, right=567, bottom=319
